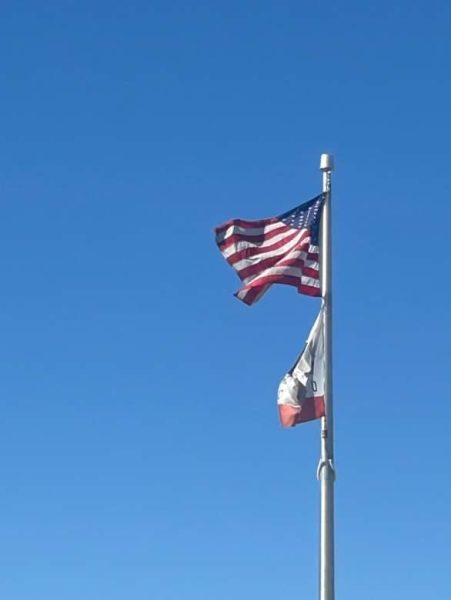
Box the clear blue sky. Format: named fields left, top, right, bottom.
left=1, top=1, right=450, bottom=598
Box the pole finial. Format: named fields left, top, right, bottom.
left=320, top=154, right=334, bottom=172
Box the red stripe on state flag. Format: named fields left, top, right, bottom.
left=278, top=397, right=325, bottom=427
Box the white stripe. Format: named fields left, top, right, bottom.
left=216, top=221, right=285, bottom=245
left=236, top=284, right=269, bottom=302
left=222, top=223, right=304, bottom=259
left=246, top=265, right=311, bottom=285
left=301, top=275, right=320, bottom=288
left=304, top=259, right=319, bottom=271
left=236, top=283, right=272, bottom=304
left=241, top=247, right=310, bottom=284
left=232, top=231, right=310, bottom=272
left=237, top=270, right=319, bottom=303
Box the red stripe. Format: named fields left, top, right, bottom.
left=239, top=286, right=262, bottom=305
left=235, top=247, right=312, bottom=282
left=302, top=266, right=320, bottom=279
left=225, top=228, right=306, bottom=264
left=220, top=239, right=309, bottom=279
left=299, top=284, right=321, bottom=297
left=277, top=253, right=317, bottom=271
left=278, top=396, right=325, bottom=427
left=245, top=273, right=313, bottom=289
left=236, top=246, right=310, bottom=279
left=215, top=217, right=276, bottom=235
left=216, top=227, right=294, bottom=253
left=217, top=222, right=292, bottom=252
left=235, top=274, right=320, bottom=305
left=218, top=230, right=319, bottom=273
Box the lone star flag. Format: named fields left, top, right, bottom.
left=214, top=194, right=325, bottom=305
left=278, top=306, right=325, bottom=427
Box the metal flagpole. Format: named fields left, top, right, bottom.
left=318, top=153, right=335, bottom=600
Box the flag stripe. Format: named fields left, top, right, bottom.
left=215, top=219, right=282, bottom=245
left=278, top=397, right=325, bottom=427
left=236, top=274, right=320, bottom=305
left=240, top=253, right=318, bottom=285
left=215, top=217, right=278, bottom=234
left=215, top=196, right=324, bottom=305
left=243, top=265, right=317, bottom=285
left=231, top=234, right=311, bottom=277
left=218, top=223, right=292, bottom=253
left=222, top=225, right=302, bottom=260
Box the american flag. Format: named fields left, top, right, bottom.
left=215, top=194, right=325, bottom=305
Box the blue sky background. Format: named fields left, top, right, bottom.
left=1, top=1, right=450, bottom=598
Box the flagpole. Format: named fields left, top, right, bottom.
left=318, top=153, right=335, bottom=600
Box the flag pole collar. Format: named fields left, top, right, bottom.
left=316, top=458, right=336, bottom=481
left=320, top=153, right=334, bottom=172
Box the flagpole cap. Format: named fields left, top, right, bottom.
left=320, top=153, right=334, bottom=172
